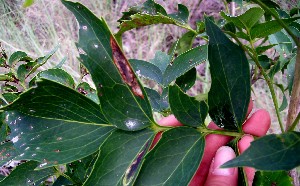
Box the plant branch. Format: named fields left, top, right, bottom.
left=197, top=127, right=243, bottom=137
left=251, top=0, right=300, bottom=47
left=288, top=112, right=300, bottom=132
left=286, top=47, right=300, bottom=131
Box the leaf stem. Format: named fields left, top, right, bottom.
left=197, top=127, right=243, bottom=137
left=251, top=0, right=300, bottom=47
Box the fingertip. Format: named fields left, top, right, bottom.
left=242, top=109, right=271, bottom=136
left=238, top=135, right=255, bottom=186
left=158, top=115, right=183, bottom=127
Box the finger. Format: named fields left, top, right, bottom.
left=242, top=109, right=271, bottom=137
left=238, top=135, right=255, bottom=186
left=158, top=115, right=183, bottom=127
left=204, top=146, right=238, bottom=186
left=189, top=122, right=233, bottom=186
left=246, top=99, right=254, bottom=116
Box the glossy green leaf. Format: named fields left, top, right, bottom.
left=84, top=129, right=154, bottom=186
left=4, top=79, right=114, bottom=167
left=23, top=0, right=35, bottom=8
left=8, top=51, right=28, bottom=67
left=35, top=68, right=75, bottom=88
left=76, top=82, right=99, bottom=104
left=0, top=142, right=18, bottom=167
left=222, top=132, right=300, bottom=170
left=163, top=45, right=207, bottom=86
left=253, top=170, right=293, bottom=186
left=62, top=0, right=154, bottom=131
left=205, top=17, right=250, bottom=130
left=115, top=0, right=191, bottom=39
left=135, top=127, right=205, bottom=185
left=144, top=88, right=163, bottom=112
left=268, top=53, right=295, bottom=79
left=0, top=161, right=54, bottom=185
left=221, top=7, right=264, bottom=30
left=169, top=85, right=208, bottom=127
left=52, top=176, right=73, bottom=186
left=175, top=67, right=196, bottom=92
left=149, top=51, right=170, bottom=74
left=250, top=17, right=299, bottom=39
left=274, top=83, right=288, bottom=112
left=129, top=59, right=163, bottom=84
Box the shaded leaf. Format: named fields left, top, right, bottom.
left=205, top=17, right=250, bottom=130
left=0, top=161, right=54, bottom=185
left=62, top=0, right=154, bottom=131
left=129, top=59, right=163, bottom=84
left=256, top=44, right=277, bottom=55
left=258, top=55, right=271, bottom=70
left=169, top=31, right=197, bottom=55
left=144, top=88, right=162, bottom=112
left=250, top=17, right=299, bottom=39
left=268, top=53, right=295, bottom=79
left=115, top=0, right=192, bottom=39
left=222, top=132, right=300, bottom=171
left=76, top=82, right=99, bottom=104
left=269, top=30, right=292, bottom=53
left=4, top=79, right=114, bottom=167
left=163, top=45, right=207, bottom=86
left=52, top=176, right=73, bottom=186
left=8, top=51, right=28, bottom=67
left=221, top=7, right=264, bottom=30
left=149, top=51, right=170, bottom=74
left=175, top=67, right=196, bottom=92
left=84, top=129, right=154, bottom=186
left=35, top=68, right=75, bottom=88
left=287, top=55, right=296, bottom=95
left=253, top=170, right=293, bottom=186
left=169, top=84, right=208, bottom=127
left=135, top=127, right=204, bottom=185
left=0, top=142, right=19, bottom=167
left=274, top=83, right=288, bottom=112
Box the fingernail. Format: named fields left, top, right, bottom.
left=211, top=146, right=236, bottom=176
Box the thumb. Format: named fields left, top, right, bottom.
left=204, top=146, right=238, bottom=186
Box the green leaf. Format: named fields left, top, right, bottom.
left=253, top=170, right=293, bottom=186
left=129, top=59, right=163, bottom=84
left=268, top=53, right=295, bottom=79
left=222, top=132, right=300, bottom=171
left=115, top=0, right=192, bottom=39
left=62, top=0, right=154, bottom=131
left=76, top=82, right=99, bottom=104
left=175, top=67, right=196, bottom=92
left=8, top=51, right=28, bottom=67
left=168, top=4, right=189, bottom=24
left=4, top=80, right=114, bottom=167
left=269, top=31, right=292, bottom=53
left=258, top=55, right=271, bottom=70
left=84, top=129, right=154, bottom=186
left=221, top=7, right=264, bottom=30
left=0, top=161, right=54, bottom=185
left=66, top=153, right=98, bottom=185
left=23, top=0, right=35, bottom=8
left=135, top=127, right=205, bottom=185
left=274, top=83, right=288, bottom=112
left=52, top=176, right=73, bottom=186
left=287, top=55, right=296, bottom=95
left=205, top=17, right=250, bottom=130
left=149, top=51, right=170, bottom=74
left=169, top=31, right=197, bottom=55
left=250, top=17, right=299, bottom=39
left=169, top=85, right=208, bottom=127
left=144, top=88, right=165, bottom=112
left=35, top=68, right=75, bottom=88
left=256, top=44, right=277, bottom=55
left=163, top=45, right=207, bottom=86
left=0, top=142, right=19, bottom=167
left=16, top=46, right=58, bottom=83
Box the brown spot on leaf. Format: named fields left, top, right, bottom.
left=110, top=36, right=144, bottom=98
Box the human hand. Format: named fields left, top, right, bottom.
left=155, top=100, right=271, bottom=186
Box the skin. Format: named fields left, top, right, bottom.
left=154, top=100, right=271, bottom=186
